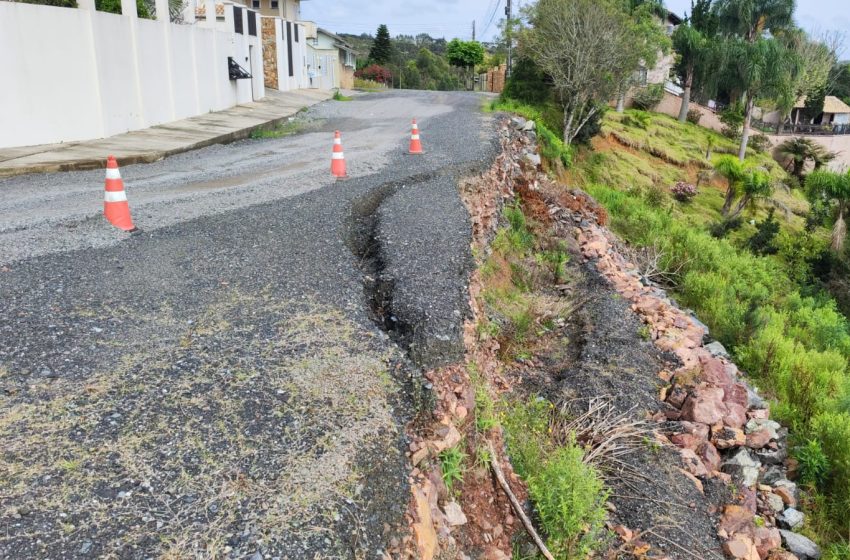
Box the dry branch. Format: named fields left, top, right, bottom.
left=487, top=441, right=555, bottom=560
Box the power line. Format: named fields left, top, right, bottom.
left=480, top=0, right=502, bottom=39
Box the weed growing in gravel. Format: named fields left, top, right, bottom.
left=251, top=120, right=301, bottom=139
left=332, top=89, right=353, bottom=101
left=470, top=370, right=499, bottom=434
left=439, top=445, right=466, bottom=495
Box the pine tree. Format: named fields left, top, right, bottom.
left=369, top=24, right=393, bottom=66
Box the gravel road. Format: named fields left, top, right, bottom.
left=0, top=90, right=498, bottom=559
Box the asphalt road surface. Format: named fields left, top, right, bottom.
left=0, top=91, right=498, bottom=559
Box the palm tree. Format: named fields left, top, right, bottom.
left=722, top=37, right=800, bottom=161
left=672, top=23, right=709, bottom=122
left=776, top=137, right=839, bottom=182
left=713, top=0, right=796, bottom=42
left=713, top=0, right=799, bottom=160
left=806, top=169, right=850, bottom=252
left=714, top=155, right=748, bottom=215
left=776, top=137, right=818, bottom=182
left=728, top=169, right=774, bottom=218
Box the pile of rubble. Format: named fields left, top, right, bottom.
left=571, top=165, right=821, bottom=559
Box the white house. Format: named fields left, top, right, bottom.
left=0, top=0, right=265, bottom=148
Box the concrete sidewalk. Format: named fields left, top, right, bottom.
left=0, top=89, right=333, bottom=178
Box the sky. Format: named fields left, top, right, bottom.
left=301, top=0, right=849, bottom=58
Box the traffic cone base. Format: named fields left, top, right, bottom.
left=331, top=131, right=348, bottom=178
left=409, top=118, right=424, bottom=155
left=103, top=156, right=136, bottom=232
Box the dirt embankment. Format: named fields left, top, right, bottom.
left=392, top=118, right=812, bottom=560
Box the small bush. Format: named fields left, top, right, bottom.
left=353, top=77, right=384, bottom=90
left=504, top=399, right=609, bottom=558
left=748, top=133, right=771, bottom=154
left=709, top=216, right=743, bottom=238
left=796, top=439, right=831, bottom=488
left=573, top=104, right=605, bottom=145
left=747, top=208, right=780, bottom=255
left=631, top=84, right=664, bottom=111
left=686, top=108, right=703, bottom=125
left=671, top=181, right=698, bottom=202
left=720, top=103, right=745, bottom=140
left=332, top=89, right=352, bottom=101
left=354, top=64, right=392, bottom=85
left=644, top=186, right=669, bottom=208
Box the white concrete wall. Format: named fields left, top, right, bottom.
left=0, top=1, right=264, bottom=149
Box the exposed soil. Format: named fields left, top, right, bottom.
left=399, top=119, right=732, bottom=560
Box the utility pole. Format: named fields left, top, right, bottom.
left=472, top=20, right=476, bottom=41
left=505, top=0, right=512, bottom=78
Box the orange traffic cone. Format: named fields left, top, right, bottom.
left=331, top=130, right=347, bottom=178
left=408, top=118, right=423, bottom=154
left=103, top=156, right=136, bottom=232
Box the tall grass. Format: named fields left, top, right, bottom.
left=587, top=182, right=850, bottom=547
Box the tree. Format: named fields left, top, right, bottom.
left=728, top=169, right=773, bottom=218
left=806, top=169, right=850, bottom=252
left=713, top=0, right=798, bottom=160
left=690, top=0, right=719, bottom=36
left=829, top=62, right=850, bottom=106
left=713, top=0, right=796, bottom=42
left=614, top=0, right=672, bottom=112
left=721, top=36, right=800, bottom=160
left=522, top=0, right=650, bottom=144
left=446, top=39, right=485, bottom=90
left=777, top=137, right=821, bottom=182
left=369, top=24, right=393, bottom=66
left=672, top=23, right=710, bottom=122
left=801, top=83, right=827, bottom=123
left=713, top=154, right=748, bottom=215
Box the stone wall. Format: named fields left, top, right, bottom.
left=261, top=17, right=278, bottom=91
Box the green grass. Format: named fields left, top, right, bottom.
left=438, top=445, right=466, bottom=494
left=250, top=120, right=301, bottom=139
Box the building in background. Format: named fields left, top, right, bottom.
left=301, top=24, right=356, bottom=90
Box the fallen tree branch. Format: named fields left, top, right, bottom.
left=487, top=441, right=555, bottom=560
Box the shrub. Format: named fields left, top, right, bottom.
left=796, top=439, right=831, bottom=488
left=354, top=64, right=392, bottom=85
left=709, top=216, right=743, bottom=238
left=504, top=399, right=609, bottom=559
left=529, top=442, right=609, bottom=558
left=631, top=84, right=664, bottom=111
left=353, top=77, right=384, bottom=91
left=686, top=108, right=703, bottom=125
left=747, top=208, right=780, bottom=255
left=644, top=186, right=669, bottom=208
left=748, top=133, right=772, bottom=154
left=671, top=181, right=698, bottom=202
left=720, top=103, right=745, bottom=140
left=573, top=104, right=605, bottom=145
left=502, top=57, right=552, bottom=105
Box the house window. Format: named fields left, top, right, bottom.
left=271, top=0, right=278, bottom=8
left=666, top=24, right=674, bottom=35
left=252, top=0, right=259, bottom=7
left=637, top=68, right=648, bottom=86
